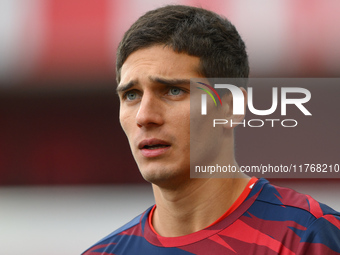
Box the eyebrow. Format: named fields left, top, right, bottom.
left=150, top=77, right=191, bottom=86
left=116, top=81, right=136, bottom=94
left=116, top=77, right=191, bottom=94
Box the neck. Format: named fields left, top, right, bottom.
left=151, top=169, right=250, bottom=237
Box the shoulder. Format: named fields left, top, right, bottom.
left=297, top=213, right=340, bottom=254
left=81, top=206, right=153, bottom=255
left=249, top=179, right=340, bottom=254
left=252, top=178, right=339, bottom=218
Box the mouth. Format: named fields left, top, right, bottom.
left=138, top=139, right=171, bottom=158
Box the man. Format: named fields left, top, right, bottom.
left=83, top=5, right=340, bottom=254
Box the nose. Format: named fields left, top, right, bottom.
left=136, top=93, right=164, bottom=128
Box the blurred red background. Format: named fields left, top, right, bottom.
left=0, top=0, right=339, bottom=185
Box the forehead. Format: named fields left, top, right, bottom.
left=119, top=45, right=202, bottom=85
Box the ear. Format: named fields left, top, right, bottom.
left=222, top=87, right=247, bottom=129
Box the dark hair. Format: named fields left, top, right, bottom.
left=116, top=5, right=249, bottom=84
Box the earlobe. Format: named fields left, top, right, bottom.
left=222, top=92, right=233, bottom=118
left=223, top=87, right=247, bottom=129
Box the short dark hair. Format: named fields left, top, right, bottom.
left=116, top=5, right=249, bottom=84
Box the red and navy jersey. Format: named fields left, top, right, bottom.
left=82, top=179, right=340, bottom=254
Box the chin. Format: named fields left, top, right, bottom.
left=140, top=166, right=189, bottom=187
left=140, top=168, right=173, bottom=183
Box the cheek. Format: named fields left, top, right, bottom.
left=119, top=108, right=134, bottom=137
left=173, top=108, right=190, bottom=140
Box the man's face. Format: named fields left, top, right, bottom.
left=117, top=45, right=202, bottom=186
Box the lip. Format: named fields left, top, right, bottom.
left=138, top=138, right=171, bottom=158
